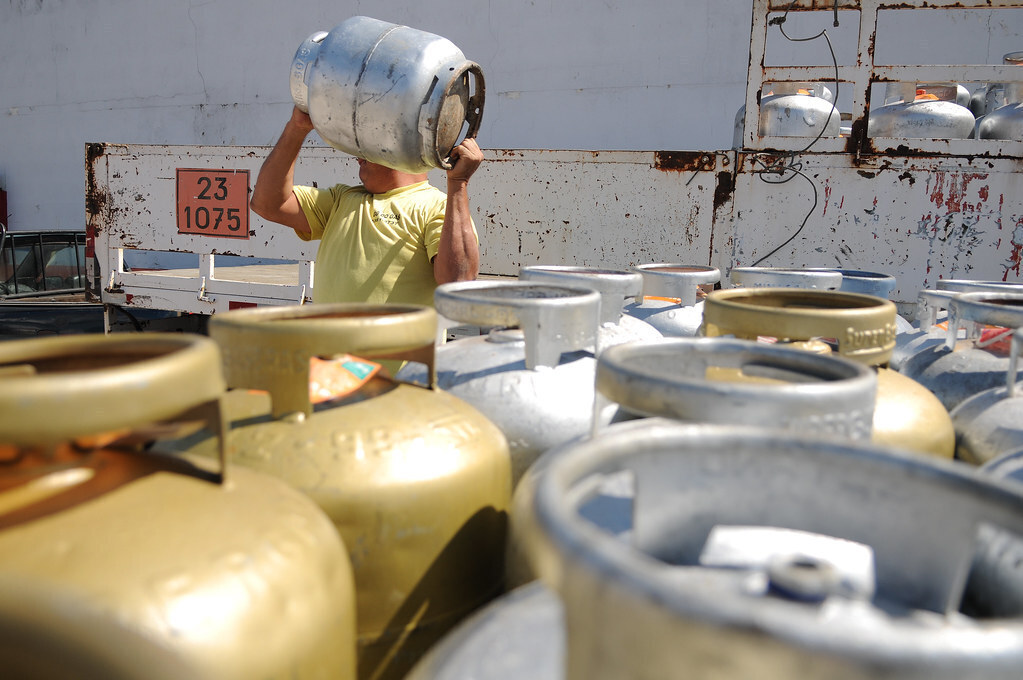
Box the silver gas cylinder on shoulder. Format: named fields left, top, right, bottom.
left=622, top=263, right=720, bottom=337
left=291, top=16, right=484, bottom=173
left=518, top=265, right=663, bottom=350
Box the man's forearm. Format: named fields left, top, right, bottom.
left=250, top=112, right=313, bottom=233
left=434, top=179, right=481, bottom=284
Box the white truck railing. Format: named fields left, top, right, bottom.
left=86, top=1, right=1023, bottom=316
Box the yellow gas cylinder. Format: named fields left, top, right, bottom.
left=702, top=287, right=955, bottom=458
left=0, top=334, right=357, bottom=680
left=160, top=304, right=512, bottom=680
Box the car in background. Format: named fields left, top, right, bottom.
left=0, top=225, right=205, bottom=338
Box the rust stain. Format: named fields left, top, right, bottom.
left=926, top=171, right=991, bottom=214
left=85, top=143, right=109, bottom=219
left=713, top=171, right=735, bottom=212
left=655, top=151, right=713, bottom=173
left=1004, top=216, right=1023, bottom=280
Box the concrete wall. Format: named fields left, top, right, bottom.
left=2, top=0, right=1022, bottom=230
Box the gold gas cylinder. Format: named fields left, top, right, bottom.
left=702, top=287, right=955, bottom=458
left=159, top=304, right=512, bottom=680
left=0, top=333, right=357, bottom=680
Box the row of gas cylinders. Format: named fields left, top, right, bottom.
left=3, top=265, right=1023, bottom=679
left=734, top=52, right=1023, bottom=145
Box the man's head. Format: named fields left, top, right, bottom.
left=357, top=158, right=428, bottom=194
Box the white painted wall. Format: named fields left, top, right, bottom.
left=2, top=0, right=1021, bottom=230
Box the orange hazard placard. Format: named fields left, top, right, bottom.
left=176, top=168, right=250, bottom=239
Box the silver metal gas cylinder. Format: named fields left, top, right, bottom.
left=518, top=265, right=662, bottom=350
left=405, top=581, right=563, bottom=680
left=505, top=336, right=879, bottom=588
left=833, top=268, right=896, bottom=298
left=518, top=422, right=1023, bottom=680
left=291, top=16, right=485, bottom=173
left=982, top=447, right=1023, bottom=483
left=901, top=291, right=1023, bottom=412
left=891, top=288, right=958, bottom=371
left=978, top=52, right=1023, bottom=140
left=395, top=280, right=609, bottom=487
left=868, top=82, right=975, bottom=139
left=730, top=266, right=842, bottom=290
left=833, top=269, right=913, bottom=334
left=733, top=82, right=839, bottom=148
left=892, top=281, right=1023, bottom=372
left=0, top=334, right=358, bottom=680
left=951, top=328, right=1023, bottom=465
left=622, top=264, right=720, bottom=337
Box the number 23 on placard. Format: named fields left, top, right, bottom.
left=176, top=168, right=250, bottom=239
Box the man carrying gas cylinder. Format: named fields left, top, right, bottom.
left=250, top=105, right=483, bottom=306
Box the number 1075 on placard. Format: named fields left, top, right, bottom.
left=176, top=168, right=250, bottom=239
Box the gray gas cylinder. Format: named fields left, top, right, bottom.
left=405, top=582, right=563, bottom=680
left=833, top=269, right=897, bottom=298
left=891, top=289, right=958, bottom=371
left=893, top=281, right=1023, bottom=372
left=518, top=265, right=663, bottom=350
left=395, top=280, right=612, bottom=487
left=290, top=16, right=484, bottom=173
left=868, top=83, right=975, bottom=139
left=622, top=264, right=720, bottom=337
left=730, top=266, right=842, bottom=290
left=901, top=291, right=1023, bottom=411
left=978, top=52, right=1023, bottom=140
left=733, top=82, right=839, bottom=148
left=505, top=336, right=879, bottom=588
left=831, top=269, right=913, bottom=333
left=520, top=421, right=1023, bottom=680
left=951, top=328, right=1023, bottom=465
left=416, top=422, right=1023, bottom=679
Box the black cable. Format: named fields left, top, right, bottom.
left=750, top=164, right=819, bottom=266
left=752, top=0, right=839, bottom=266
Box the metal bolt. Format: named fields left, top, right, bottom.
left=767, top=554, right=841, bottom=603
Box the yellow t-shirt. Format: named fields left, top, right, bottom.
left=293, top=181, right=475, bottom=306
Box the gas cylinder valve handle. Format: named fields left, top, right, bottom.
left=0, top=334, right=228, bottom=482
left=596, top=337, right=877, bottom=440
left=434, top=280, right=601, bottom=370
left=210, top=304, right=439, bottom=418
left=434, top=62, right=486, bottom=169
left=519, top=265, right=643, bottom=325
left=945, top=293, right=1023, bottom=352
left=1008, top=329, right=1023, bottom=399
left=633, top=264, right=720, bottom=307
left=916, top=289, right=957, bottom=330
